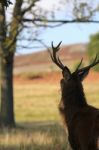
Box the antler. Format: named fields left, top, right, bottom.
left=75, top=58, right=83, bottom=72
left=76, top=54, right=99, bottom=73
left=49, top=41, right=65, bottom=70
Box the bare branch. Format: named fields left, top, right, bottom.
left=33, top=38, right=50, bottom=49
left=21, top=0, right=39, bottom=16
left=22, top=18, right=99, bottom=25
left=32, top=21, right=65, bottom=28
left=0, top=0, right=12, bottom=8
left=5, top=27, right=22, bottom=51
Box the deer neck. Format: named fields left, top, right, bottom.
left=61, top=84, right=87, bottom=125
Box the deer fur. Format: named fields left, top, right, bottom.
left=50, top=42, right=99, bottom=150
left=59, top=73, right=99, bottom=150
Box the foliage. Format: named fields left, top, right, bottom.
left=0, top=0, right=12, bottom=7
left=87, top=32, right=99, bottom=71
left=73, top=1, right=95, bottom=20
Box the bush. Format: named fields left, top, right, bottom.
left=87, top=32, right=99, bottom=71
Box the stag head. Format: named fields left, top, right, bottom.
left=49, top=42, right=99, bottom=82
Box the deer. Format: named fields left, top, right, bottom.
left=49, top=42, right=99, bottom=150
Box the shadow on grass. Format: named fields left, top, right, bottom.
left=0, top=121, right=71, bottom=150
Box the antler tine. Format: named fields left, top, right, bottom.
left=92, top=54, right=98, bottom=64
left=57, top=57, right=65, bottom=69
left=52, top=41, right=62, bottom=52
left=50, top=41, right=65, bottom=70
left=77, top=54, right=99, bottom=73
left=75, top=58, right=83, bottom=72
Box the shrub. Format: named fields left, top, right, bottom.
left=87, top=32, right=99, bottom=71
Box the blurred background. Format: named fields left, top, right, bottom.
left=0, top=0, right=99, bottom=149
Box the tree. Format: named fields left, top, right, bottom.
left=0, top=0, right=41, bottom=127
left=0, top=0, right=99, bottom=127
left=0, top=0, right=23, bottom=127
left=87, top=32, right=99, bottom=71
left=0, top=0, right=12, bottom=7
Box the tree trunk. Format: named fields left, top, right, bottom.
left=0, top=3, right=15, bottom=127
left=0, top=55, right=15, bottom=127
left=0, top=0, right=23, bottom=127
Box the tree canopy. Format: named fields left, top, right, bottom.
left=87, top=32, right=99, bottom=71
left=0, top=0, right=12, bottom=7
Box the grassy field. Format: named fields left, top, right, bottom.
left=14, top=83, right=60, bottom=122
left=0, top=80, right=99, bottom=150
left=0, top=123, right=71, bottom=150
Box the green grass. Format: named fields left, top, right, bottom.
left=14, top=83, right=60, bottom=122
left=14, top=82, right=99, bottom=122
left=84, top=82, right=99, bottom=108
left=0, top=81, right=99, bottom=150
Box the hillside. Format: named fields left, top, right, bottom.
left=14, top=43, right=87, bottom=75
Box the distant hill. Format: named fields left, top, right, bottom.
left=14, top=43, right=87, bottom=75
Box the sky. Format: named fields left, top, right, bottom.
left=39, top=23, right=99, bottom=46
left=11, top=0, right=99, bottom=54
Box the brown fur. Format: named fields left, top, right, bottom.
left=50, top=42, right=99, bottom=150
left=59, top=74, right=99, bottom=150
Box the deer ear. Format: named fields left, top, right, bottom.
left=62, top=67, right=71, bottom=80
left=78, top=69, right=90, bottom=81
